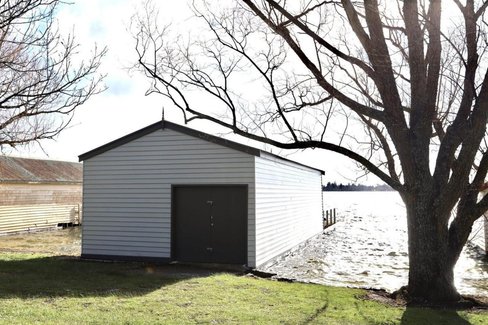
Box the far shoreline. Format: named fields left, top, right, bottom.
left=323, top=182, right=394, bottom=192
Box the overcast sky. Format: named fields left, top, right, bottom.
left=9, top=0, right=392, bottom=185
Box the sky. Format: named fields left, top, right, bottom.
left=10, top=0, right=385, bottom=185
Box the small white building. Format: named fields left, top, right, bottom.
left=79, top=121, right=324, bottom=268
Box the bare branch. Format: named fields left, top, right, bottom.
left=0, top=0, right=106, bottom=148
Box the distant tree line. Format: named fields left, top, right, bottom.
left=323, top=182, right=393, bottom=192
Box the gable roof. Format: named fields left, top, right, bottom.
left=0, top=156, right=83, bottom=184
left=79, top=121, right=325, bottom=175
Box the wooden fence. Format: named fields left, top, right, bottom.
left=323, top=208, right=337, bottom=229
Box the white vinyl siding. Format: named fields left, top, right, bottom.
left=254, top=153, right=322, bottom=267
left=82, top=128, right=256, bottom=264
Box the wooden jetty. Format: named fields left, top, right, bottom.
left=323, top=208, right=337, bottom=229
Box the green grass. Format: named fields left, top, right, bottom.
left=0, top=253, right=485, bottom=324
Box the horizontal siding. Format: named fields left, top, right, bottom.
left=254, top=155, right=322, bottom=267
left=0, top=183, right=82, bottom=206
left=82, top=128, right=256, bottom=265
left=83, top=225, right=170, bottom=233
left=82, top=245, right=169, bottom=258
left=83, top=175, right=254, bottom=184
left=83, top=162, right=253, bottom=170
left=82, top=230, right=169, bottom=237
left=83, top=237, right=170, bottom=245
left=0, top=204, right=81, bottom=235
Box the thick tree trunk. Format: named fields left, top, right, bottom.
left=404, top=194, right=461, bottom=303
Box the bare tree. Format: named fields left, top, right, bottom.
left=133, top=0, right=488, bottom=303
left=0, top=0, right=105, bottom=149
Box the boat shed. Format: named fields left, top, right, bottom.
left=79, top=121, right=324, bottom=268
left=0, top=156, right=83, bottom=234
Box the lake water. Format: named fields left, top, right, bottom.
left=263, top=191, right=488, bottom=296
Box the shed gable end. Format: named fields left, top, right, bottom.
left=82, top=127, right=256, bottom=264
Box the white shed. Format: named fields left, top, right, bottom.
left=79, top=121, right=324, bottom=268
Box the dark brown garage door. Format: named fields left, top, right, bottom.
left=172, top=185, right=247, bottom=265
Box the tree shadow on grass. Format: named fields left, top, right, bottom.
left=0, top=255, right=223, bottom=298
left=400, top=306, right=472, bottom=325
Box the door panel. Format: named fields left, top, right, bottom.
left=173, top=187, right=212, bottom=262
left=172, top=185, right=247, bottom=264
left=210, top=186, right=247, bottom=264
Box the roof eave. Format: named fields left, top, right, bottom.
left=258, top=151, right=325, bottom=175
left=79, top=122, right=162, bottom=161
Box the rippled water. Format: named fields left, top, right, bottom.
left=263, top=191, right=488, bottom=296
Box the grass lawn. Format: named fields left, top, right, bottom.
left=0, top=252, right=485, bottom=324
